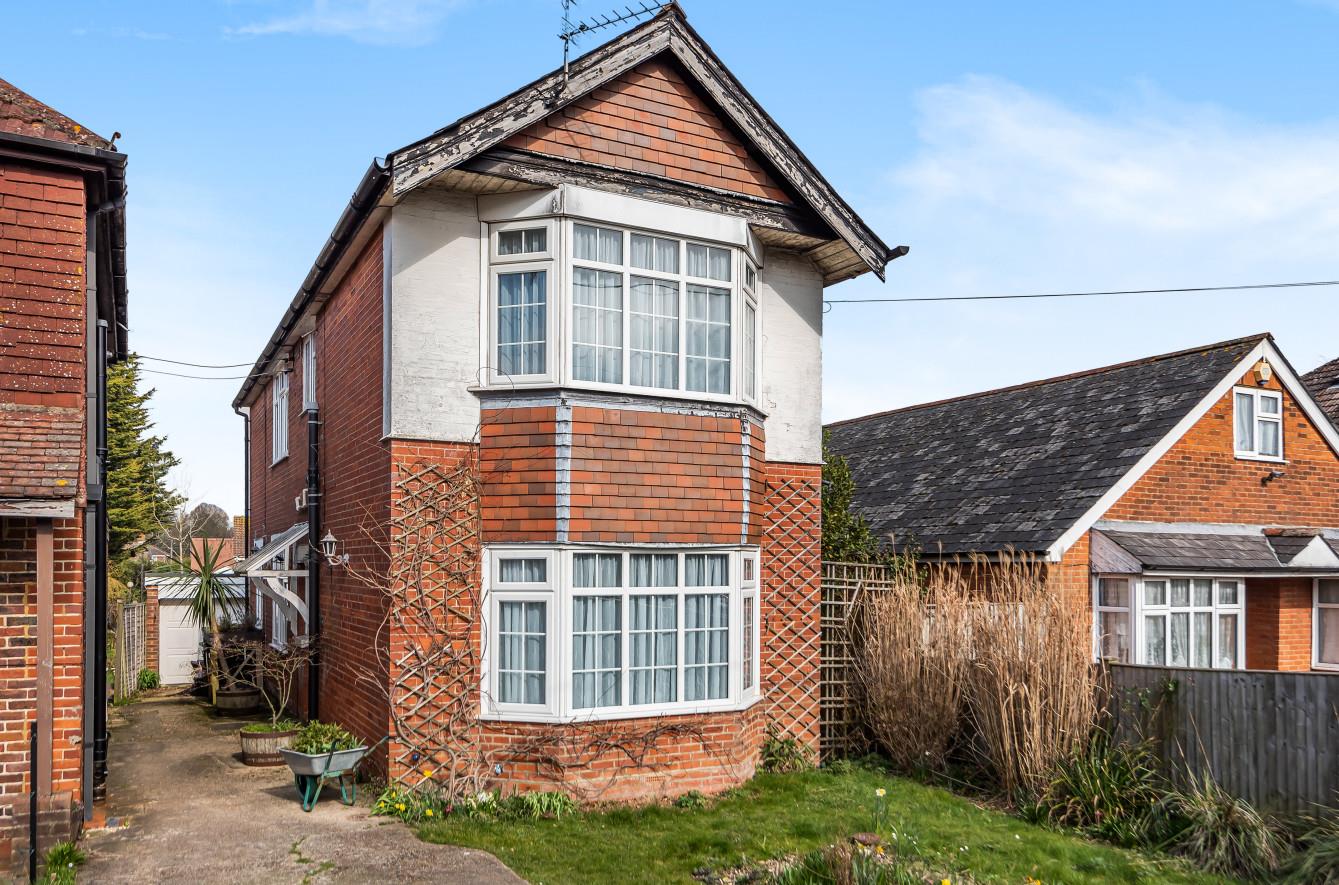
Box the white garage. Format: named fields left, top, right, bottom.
left=145, top=574, right=247, bottom=686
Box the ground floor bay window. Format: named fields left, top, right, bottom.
left=1093, top=574, right=1245, bottom=670
left=482, top=546, right=761, bottom=721
left=1317, top=579, right=1339, bottom=670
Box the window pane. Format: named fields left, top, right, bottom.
left=630, top=553, right=676, bottom=587
left=573, top=553, right=621, bottom=588
left=1144, top=615, right=1166, bottom=664
left=573, top=269, right=623, bottom=383
left=1216, top=614, right=1239, bottom=668
left=1170, top=579, right=1189, bottom=607
left=574, top=223, right=622, bottom=264
left=1097, top=610, right=1130, bottom=662
left=1192, top=579, right=1213, bottom=607
left=1193, top=612, right=1212, bottom=667
left=497, top=271, right=546, bottom=376
left=498, top=558, right=546, bottom=584
left=744, top=264, right=757, bottom=291
left=630, top=234, right=678, bottom=273
left=1319, top=580, right=1339, bottom=606
left=742, top=300, right=757, bottom=400
left=1217, top=580, right=1240, bottom=606
left=572, top=596, right=621, bottom=708
left=1144, top=580, right=1166, bottom=607
left=630, top=594, right=677, bottom=704
left=686, top=284, right=730, bottom=394
left=685, top=593, right=729, bottom=701
left=1098, top=577, right=1129, bottom=608
left=497, top=600, right=545, bottom=704
left=1258, top=420, right=1281, bottom=457
left=743, top=595, right=754, bottom=690
left=685, top=554, right=728, bottom=586
left=630, top=277, right=678, bottom=389
left=1169, top=612, right=1189, bottom=667
left=1259, top=393, right=1281, bottom=415
left=498, top=228, right=546, bottom=256
left=1235, top=392, right=1255, bottom=450
left=1319, top=606, right=1339, bottom=666
left=687, top=243, right=730, bottom=281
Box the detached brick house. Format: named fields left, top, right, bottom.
left=233, top=6, right=900, bottom=799
left=0, top=79, right=127, bottom=865
left=828, top=334, right=1339, bottom=674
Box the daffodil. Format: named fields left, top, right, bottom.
left=396, top=803, right=406, bottom=812
left=875, top=788, right=886, bottom=797
left=425, top=808, right=434, bottom=817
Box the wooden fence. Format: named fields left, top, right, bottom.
left=114, top=601, right=146, bottom=701
left=1105, top=664, right=1339, bottom=813
left=820, top=561, right=897, bottom=757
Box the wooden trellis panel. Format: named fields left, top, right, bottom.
left=115, top=601, right=146, bottom=701
left=818, top=562, right=897, bottom=757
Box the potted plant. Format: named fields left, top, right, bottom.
left=234, top=637, right=316, bottom=765
left=178, top=537, right=256, bottom=710
left=280, top=721, right=370, bottom=811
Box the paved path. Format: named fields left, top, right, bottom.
left=80, top=695, right=524, bottom=885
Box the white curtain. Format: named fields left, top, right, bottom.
left=630, top=553, right=676, bottom=587
left=573, top=553, right=621, bottom=588
left=1234, top=391, right=1254, bottom=450
left=498, top=558, right=546, bottom=583
left=685, top=285, right=730, bottom=394
left=685, top=593, right=728, bottom=701
left=631, top=233, right=677, bottom=273
left=572, top=596, right=620, bottom=709
left=687, top=244, right=730, bottom=281
left=685, top=554, right=728, bottom=587
left=1216, top=613, right=1238, bottom=668
left=575, top=223, right=622, bottom=264
left=630, top=277, right=678, bottom=389
left=630, top=595, right=676, bottom=704
left=497, top=600, right=545, bottom=704
left=572, top=269, right=622, bottom=384
left=497, top=270, right=546, bottom=376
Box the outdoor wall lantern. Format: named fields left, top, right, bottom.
left=1255, top=359, right=1273, bottom=385
left=320, top=531, right=349, bottom=567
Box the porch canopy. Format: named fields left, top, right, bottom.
left=1093, top=521, right=1339, bottom=575
left=235, top=522, right=310, bottom=624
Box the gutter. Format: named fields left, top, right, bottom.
left=232, top=160, right=390, bottom=410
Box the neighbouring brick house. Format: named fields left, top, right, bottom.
left=0, top=79, right=127, bottom=866
left=828, top=334, right=1339, bottom=674
left=233, top=6, right=901, bottom=800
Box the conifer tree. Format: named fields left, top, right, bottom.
left=106, top=355, right=182, bottom=563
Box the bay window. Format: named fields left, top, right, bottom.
left=1233, top=387, right=1283, bottom=460
left=1316, top=579, right=1339, bottom=670
left=1093, top=574, right=1244, bottom=669
left=485, top=217, right=760, bottom=402
left=483, top=546, right=760, bottom=721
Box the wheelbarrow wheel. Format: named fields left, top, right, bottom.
left=295, top=774, right=321, bottom=812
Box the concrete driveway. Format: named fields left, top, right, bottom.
left=80, top=695, right=524, bottom=884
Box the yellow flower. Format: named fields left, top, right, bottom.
left=396, top=803, right=406, bottom=812
left=422, top=768, right=434, bottom=778
left=875, top=845, right=884, bottom=855
left=875, top=788, right=886, bottom=798
left=941, top=880, right=951, bottom=885
left=425, top=809, right=434, bottom=817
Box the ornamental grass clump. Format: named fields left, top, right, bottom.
left=1285, top=814, right=1339, bottom=884
left=1026, top=734, right=1167, bottom=848
left=1157, top=772, right=1287, bottom=880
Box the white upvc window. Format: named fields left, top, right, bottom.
left=487, top=220, right=557, bottom=386
left=1233, top=387, right=1283, bottom=461
left=301, top=333, right=317, bottom=411
left=1096, top=574, right=1245, bottom=670
left=482, top=546, right=760, bottom=722
left=1316, top=579, right=1339, bottom=670
left=270, top=597, right=289, bottom=650
left=741, top=260, right=759, bottom=404
left=271, top=371, right=289, bottom=464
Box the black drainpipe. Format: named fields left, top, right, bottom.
left=235, top=406, right=250, bottom=613
left=92, top=319, right=109, bottom=801
left=305, top=407, right=320, bottom=721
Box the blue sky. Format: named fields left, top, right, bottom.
left=6, top=0, right=1339, bottom=514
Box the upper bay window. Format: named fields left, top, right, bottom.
left=485, top=218, right=760, bottom=404
left=482, top=546, right=761, bottom=722
left=1233, top=387, right=1283, bottom=461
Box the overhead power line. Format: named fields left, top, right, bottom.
left=824, top=279, right=1339, bottom=304
left=140, top=355, right=254, bottom=369
left=142, top=368, right=253, bottom=380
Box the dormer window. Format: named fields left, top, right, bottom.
left=1233, top=387, right=1283, bottom=461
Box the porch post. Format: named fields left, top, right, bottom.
left=36, top=518, right=54, bottom=797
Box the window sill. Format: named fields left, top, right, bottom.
left=470, top=381, right=764, bottom=414
left=270, top=455, right=289, bottom=468
left=1313, top=662, right=1339, bottom=672
left=1233, top=453, right=1286, bottom=464
left=479, top=694, right=762, bottom=725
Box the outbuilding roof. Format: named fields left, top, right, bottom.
left=1303, top=355, right=1339, bottom=427
left=825, top=335, right=1269, bottom=556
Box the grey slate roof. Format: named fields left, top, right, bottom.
left=1099, top=530, right=1280, bottom=571
left=1303, top=356, right=1339, bottom=427
left=825, top=335, right=1267, bottom=555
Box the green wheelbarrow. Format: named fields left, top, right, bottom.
left=279, top=746, right=369, bottom=812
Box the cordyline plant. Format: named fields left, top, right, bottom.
left=177, top=537, right=238, bottom=706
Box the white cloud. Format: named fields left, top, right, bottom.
left=824, top=77, right=1339, bottom=424
left=229, top=0, right=463, bottom=46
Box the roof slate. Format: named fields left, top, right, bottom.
left=825, top=335, right=1266, bottom=555
left=0, top=77, right=113, bottom=149
left=1100, top=530, right=1280, bottom=571
left=1303, top=356, right=1339, bottom=427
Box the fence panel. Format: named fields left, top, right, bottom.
left=1105, top=664, right=1339, bottom=813
left=820, top=562, right=898, bottom=758
left=115, top=602, right=146, bottom=701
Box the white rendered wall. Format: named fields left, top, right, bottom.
left=758, top=247, right=824, bottom=465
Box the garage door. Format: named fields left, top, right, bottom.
left=159, top=603, right=202, bottom=685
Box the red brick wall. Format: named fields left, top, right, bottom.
left=144, top=584, right=159, bottom=677
left=479, top=406, right=557, bottom=542
left=504, top=59, right=791, bottom=204
left=1106, top=369, right=1339, bottom=526
left=567, top=407, right=750, bottom=544
left=0, top=162, right=85, bottom=407
left=1245, top=579, right=1313, bottom=671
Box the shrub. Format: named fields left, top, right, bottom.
left=240, top=719, right=300, bottom=734
left=373, top=785, right=446, bottom=824
left=42, top=841, right=85, bottom=885
left=1285, top=814, right=1339, bottom=884
left=501, top=790, right=577, bottom=820
left=136, top=668, right=160, bottom=691
left=760, top=723, right=813, bottom=773
left=1157, top=773, right=1286, bottom=880
left=291, top=721, right=359, bottom=754
left=674, top=790, right=708, bottom=810
left=1030, top=735, right=1167, bottom=847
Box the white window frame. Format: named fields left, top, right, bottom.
left=1315, top=578, right=1339, bottom=671
left=480, top=545, right=762, bottom=723
left=1233, top=386, right=1284, bottom=462
left=741, top=258, right=760, bottom=405
left=270, top=371, right=289, bottom=464
left=301, top=333, right=317, bottom=411
left=1094, top=573, right=1246, bottom=670
left=1092, top=575, right=1133, bottom=664
left=481, top=214, right=762, bottom=406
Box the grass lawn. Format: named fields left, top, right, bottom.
left=417, top=767, right=1237, bottom=884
